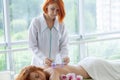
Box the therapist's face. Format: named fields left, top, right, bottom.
left=47, top=3, right=59, bottom=20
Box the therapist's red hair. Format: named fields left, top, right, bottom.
left=42, top=0, right=65, bottom=23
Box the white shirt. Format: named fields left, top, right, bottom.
left=28, top=14, right=69, bottom=66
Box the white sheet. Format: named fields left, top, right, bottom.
left=78, top=57, right=120, bottom=80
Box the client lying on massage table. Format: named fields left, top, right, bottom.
left=16, top=57, right=120, bottom=80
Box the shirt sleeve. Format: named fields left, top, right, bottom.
left=59, top=23, right=69, bottom=58
left=28, top=18, right=46, bottom=63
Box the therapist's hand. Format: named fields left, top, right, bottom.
left=44, top=58, right=53, bottom=66
left=63, top=56, right=70, bottom=65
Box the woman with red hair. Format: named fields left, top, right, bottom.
left=16, top=57, right=120, bottom=80
left=15, top=66, right=49, bottom=80
left=28, top=0, right=69, bottom=67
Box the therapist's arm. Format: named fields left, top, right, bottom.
left=28, top=18, right=46, bottom=64
left=59, top=23, right=70, bottom=64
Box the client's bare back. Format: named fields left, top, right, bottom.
left=44, top=65, right=90, bottom=80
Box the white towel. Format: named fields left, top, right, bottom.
left=78, top=57, right=120, bottom=80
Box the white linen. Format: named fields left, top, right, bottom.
left=28, top=14, right=68, bottom=66
left=78, top=57, right=120, bottom=80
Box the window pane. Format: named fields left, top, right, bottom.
left=83, top=0, right=120, bottom=60
left=64, top=0, right=79, bottom=34
left=96, top=0, right=120, bottom=33
left=0, top=0, right=6, bottom=71
left=9, top=0, right=44, bottom=41
left=0, top=0, right=4, bottom=42
left=84, top=0, right=97, bottom=33
left=84, top=0, right=120, bottom=33
left=13, top=50, right=32, bottom=74
left=69, top=44, right=80, bottom=64
left=0, top=53, right=6, bottom=71
left=111, top=0, right=120, bottom=31
left=86, top=39, right=120, bottom=60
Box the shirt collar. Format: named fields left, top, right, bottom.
left=40, top=14, right=59, bottom=32
left=53, top=18, right=59, bottom=31
left=40, top=14, right=48, bottom=32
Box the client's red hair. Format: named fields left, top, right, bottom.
left=42, top=0, right=65, bottom=23
left=15, top=66, right=49, bottom=80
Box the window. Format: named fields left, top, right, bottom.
left=13, top=50, right=32, bottom=73
left=87, top=39, right=120, bottom=59
left=10, top=0, right=44, bottom=41
left=0, top=54, right=6, bottom=71
left=64, top=0, right=79, bottom=34
left=83, top=0, right=120, bottom=33
left=84, top=0, right=97, bottom=33
left=81, top=0, right=120, bottom=60
left=96, top=0, right=120, bottom=32
left=0, top=0, right=6, bottom=71
left=0, top=0, right=4, bottom=42
left=64, top=0, right=79, bottom=64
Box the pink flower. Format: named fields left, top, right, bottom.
left=60, top=74, right=67, bottom=80
left=60, top=73, right=83, bottom=80
left=66, top=73, right=76, bottom=80
left=76, top=75, right=83, bottom=80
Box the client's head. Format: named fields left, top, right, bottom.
left=16, top=65, right=49, bottom=80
